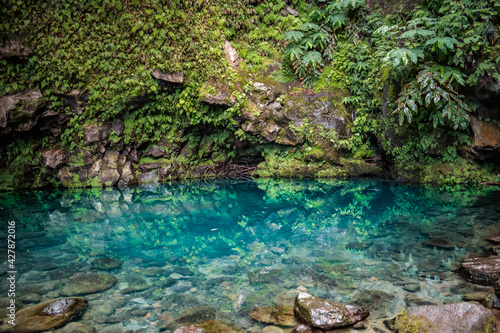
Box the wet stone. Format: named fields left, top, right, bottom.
left=120, top=272, right=150, bottom=294
left=61, top=273, right=117, bottom=296
left=458, top=256, right=500, bottom=285
left=423, top=237, right=456, bottom=249
left=350, top=290, right=395, bottom=319
left=58, top=322, right=97, bottom=333
left=394, top=302, right=496, bottom=333
left=173, top=320, right=243, bottom=333
left=91, top=257, right=123, bottom=271
left=160, top=305, right=216, bottom=330
left=248, top=268, right=283, bottom=285
left=20, top=293, right=41, bottom=304
left=402, top=283, right=421, bottom=293
left=249, top=305, right=297, bottom=327
left=294, top=292, right=369, bottom=329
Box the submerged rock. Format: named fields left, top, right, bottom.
left=160, top=305, right=216, bottom=330
left=91, top=257, right=123, bottom=271
left=173, top=320, right=243, bottom=333
left=394, top=302, right=496, bottom=333
left=249, top=305, right=297, bottom=327
left=457, top=256, right=500, bottom=285
left=0, top=297, right=88, bottom=332
left=119, top=272, right=150, bottom=294
left=58, top=322, right=97, bottom=333
left=294, top=292, right=369, bottom=329
left=61, top=273, right=117, bottom=296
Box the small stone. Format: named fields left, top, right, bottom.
left=353, top=321, right=367, bottom=329
left=59, top=322, right=97, bottom=333
left=190, top=288, right=197, bottom=293
left=170, top=273, right=184, bottom=280
left=402, top=283, right=421, bottom=293
left=463, top=291, right=490, bottom=302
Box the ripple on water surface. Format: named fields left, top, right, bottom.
left=0, top=179, right=499, bottom=332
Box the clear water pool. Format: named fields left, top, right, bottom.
left=1, top=179, right=499, bottom=332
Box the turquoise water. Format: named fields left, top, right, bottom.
left=1, top=179, right=500, bottom=332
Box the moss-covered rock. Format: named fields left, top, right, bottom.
left=394, top=303, right=496, bottom=333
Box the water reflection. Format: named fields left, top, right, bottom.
left=0, top=179, right=499, bottom=331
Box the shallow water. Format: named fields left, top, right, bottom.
left=1, top=179, right=500, bottom=332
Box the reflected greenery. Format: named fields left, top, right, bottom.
left=1, top=179, right=498, bottom=267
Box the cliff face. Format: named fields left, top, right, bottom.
left=0, top=0, right=499, bottom=190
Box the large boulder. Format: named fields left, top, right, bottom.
left=0, top=90, right=46, bottom=134
left=0, top=297, right=88, bottom=332
left=0, top=35, right=34, bottom=59
left=294, top=292, right=369, bottom=329
left=394, top=302, right=496, bottom=333
left=457, top=256, right=500, bottom=285
left=240, top=80, right=349, bottom=146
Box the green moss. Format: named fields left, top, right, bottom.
left=394, top=309, right=428, bottom=333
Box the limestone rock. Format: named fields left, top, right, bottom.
left=173, top=320, right=243, bottom=333
left=151, top=69, right=183, bottom=83
left=61, top=273, right=117, bottom=296
left=82, top=125, right=103, bottom=144
left=394, top=302, right=496, bottom=333
left=457, top=256, right=500, bottom=285
left=470, top=116, right=500, bottom=160
left=0, top=90, right=46, bottom=134
left=286, top=6, right=299, bottom=16
left=98, top=150, right=120, bottom=187
left=91, top=257, right=122, bottom=271
left=0, top=297, right=88, bottom=332
left=294, top=292, right=369, bottom=329
left=224, top=40, right=240, bottom=68
left=249, top=305, right=297, bottom=327
left=42, top=146, right=67, bottom=169
left=0, top=35, right=34, bottom=59
left=201, top=78, right=236, bottom=107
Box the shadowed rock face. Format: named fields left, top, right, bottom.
left=294, top=292, right=369, bottom=329
left=0, top=297, right=88, bottom=332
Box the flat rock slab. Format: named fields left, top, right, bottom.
left=457, top=256, right=500, bottom=285
left=394, top=302, right=496, bottom=333
left=61, top=273, right=117, bottom=296
left=173, top=320, right=243, bottom=333
left=249, top=305, right=297, bottom=327
left=294, top=292, right=369, bottom=330
left=0, top=297, right=88, bottom=332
